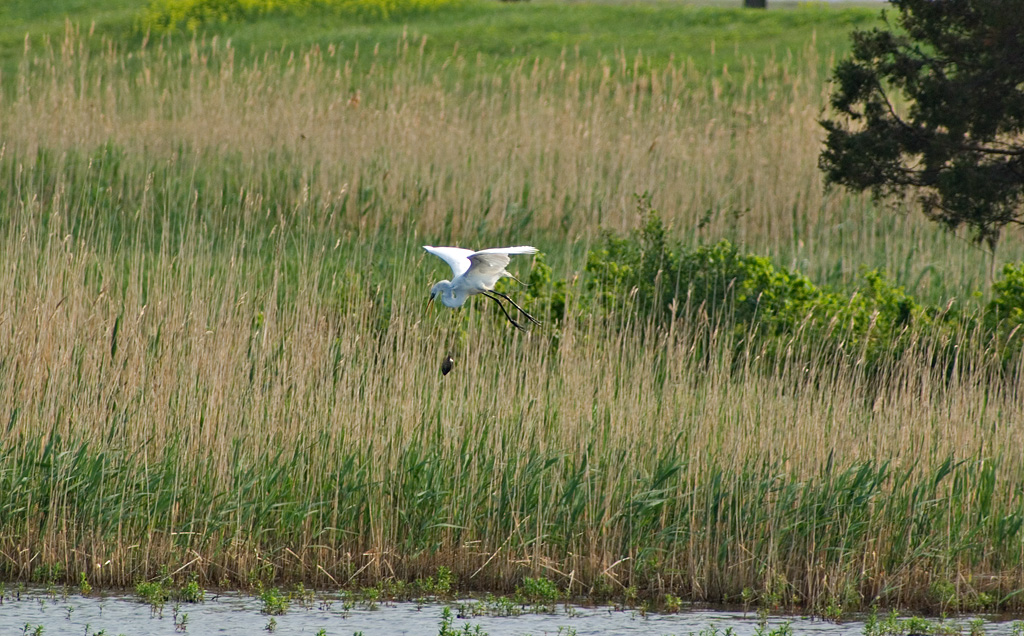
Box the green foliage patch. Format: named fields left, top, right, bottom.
left=525, top=203, right=939, bottom=372
left=519, top=202, right=1024, bottom=378
left=1, top=0, right=880, bottom=79
left=258, top=586, right=291, bottom=615
left=135, top=572, right=206, bottom=608
left=140, top=0, right=469, bottom=32
left=515, top=576, right=560, bottom=606
left=987, top=263, right=1024, bottom=343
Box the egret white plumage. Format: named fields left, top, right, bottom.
left=424, top=245, right=541, bottom=331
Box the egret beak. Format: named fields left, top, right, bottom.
left=427, top=294, right=435, bottom=312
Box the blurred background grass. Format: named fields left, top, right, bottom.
left=1, top=1, right=879, bottom=75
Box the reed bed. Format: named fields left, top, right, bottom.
left=2, top=29, right=1019, bottom=296
left=3, top=196, right=1024, bottom=610
left=1, top=30, right=1023, bottom=611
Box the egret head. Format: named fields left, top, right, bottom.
left=428, top=280, right=467, bottom=308
left=428, top=280, right=449, bottom=308
left=429, top=281, right=446, bottom=300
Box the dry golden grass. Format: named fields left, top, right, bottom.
left=4, top=201, right=1024, bottom=607
left=1, top=30, right=1023, bottom=610
left=4, top=29, right=1020, bottom=293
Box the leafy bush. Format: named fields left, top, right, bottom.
left=986, top=263, right=1024, bottom=333
left=136, top=573, right=205, bottom=606
left=177, top=573, right=206, bottom=603
left=584, top=210, right=828, bottom=331
left=515, top=576, right=560, bottom=605
left=581, top=207, right=933, bottom=372
left=517, top=253, right=569, bottom=324
left=983, top=262, right=1024, bottom=364
left=259, top=586, right=290, bottom=615
left=136, top=579, right=171, bottom=607
left=416, top=566, right=455, bottom=597
left=141, top=0, right=467, bottom=32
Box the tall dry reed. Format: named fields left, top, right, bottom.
left=1, top=29, right=1022, bottom=611
left=1, top=28, right=1016, bottom=295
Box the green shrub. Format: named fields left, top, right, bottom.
left=974, top=262, right=1024, bottom=368
left=136, top=573, right=205, bottom=606
left=515, top=576, right=560, bottom=605
left=498, top=251, right=568, bottom=327
left=417, top=566, right=454, bottom=596
left=582, top=207, right=936, bottom=373
left=986, top=263, right=1024, bottom=333
left=584, top=210, right=827, bottom=330
left=136, top=580, right=171, bottom=607
left=176, top=573, right=205, bottom=603
left=259, top=586, right=290, bottom=615
left=140, top=0, right=468, bottom=33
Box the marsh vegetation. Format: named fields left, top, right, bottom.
left=1, top=0, right=1023, bottom=617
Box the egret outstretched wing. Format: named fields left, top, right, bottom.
left=423, top=246, right=475, bottom=278
left=465, top=246, right=538, bottom=289
left=472, top=246, right=539, bottom=258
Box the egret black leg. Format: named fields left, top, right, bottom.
left=491, top=290, right=541, bottom=325
left=482, top=291, right=525, bottom=331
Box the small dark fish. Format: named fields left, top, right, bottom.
left=441, top=354, right=454, bottom=376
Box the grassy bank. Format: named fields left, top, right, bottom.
left=2, top=1, right=879, bottom=77
left=1, top=5, right=1023, bottom=616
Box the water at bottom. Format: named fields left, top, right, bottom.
left=1, top=589, right=1020, bottom=636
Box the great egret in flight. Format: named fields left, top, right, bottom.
left=424, top=245, right=541, bottom=331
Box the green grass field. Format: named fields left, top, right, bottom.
left=1, top=0, right=877, bottom=75
left=2, top=0, right=1024, bottom=616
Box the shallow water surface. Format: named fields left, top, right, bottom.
left=1, top=589, right=1019, bottom=636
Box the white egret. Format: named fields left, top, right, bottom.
left=424, top=245, right=541, bottom=331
